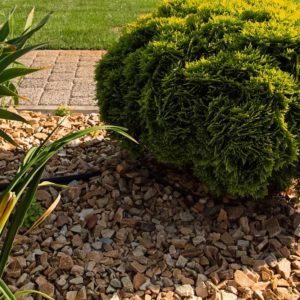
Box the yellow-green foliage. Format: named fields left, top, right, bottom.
left=96, top=0, right=300, bottom=198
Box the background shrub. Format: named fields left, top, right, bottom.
left=96, top=0, right=300, bottom=198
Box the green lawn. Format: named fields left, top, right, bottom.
left=1, top=0, right=159, bottom=49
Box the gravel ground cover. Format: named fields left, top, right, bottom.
left=0, top=111, right=300, bottom=300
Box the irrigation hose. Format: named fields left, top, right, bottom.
left=0, top=171, right=100, bottom=191
left=0, top=162, right=204, bottom=204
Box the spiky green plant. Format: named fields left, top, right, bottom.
left=96, top=0, right=300, bottom=198
left=0, top=122, right=136, bottom=299
left=0, top=8, right=51, bottom=145
left=54, top=105, right=71, bottom=117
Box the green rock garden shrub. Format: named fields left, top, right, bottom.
left=96, top=0, right=300, bottom=198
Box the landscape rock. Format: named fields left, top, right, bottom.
left=59, top=255, right=74, bottom=270
left=176, top=255, right=188, bottom=268
left=175, top=284, right=195, bottom=297
left=110, top=278, right=122, bottom=289
left=227, top=206, right=244, bottom=220
left=266, top=217, right=281, bottom=237
left=70, top=277, right=84, bottom=285
left=234, top=270, right=255, bottom=288
left=277, top=258, right=291, bottom=279
left=1, top=111, right=299, bottom=300
left=66, top=291, right=77, bottom=300
left=130, top=261, right=147, bottom=273
left=121, top=276, right=134, bottom=292
left=196, top=282, right=209, bottom=298
left=220, top=291, right=238, bottom=300
left=133, top=273, right=147, bottom=290
left=39, top=281, right=55, bottom=297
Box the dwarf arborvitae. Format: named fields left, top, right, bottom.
left=96, top=0, right=300, bottom=198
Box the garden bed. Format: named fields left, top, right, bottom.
left=1, top=111, right=300, bottom=300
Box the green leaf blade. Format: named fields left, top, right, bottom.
left=0, top=129, right=17, bottom=146
left=0, top=67, right=41, bottom=84
left=0, top=279, right=16, bottom=300
left=0, top=108, right=27, bottom=123
left=24, top=7, right=35, bottom=33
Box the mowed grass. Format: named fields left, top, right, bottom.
left=1, top=0, right=159, bottom=49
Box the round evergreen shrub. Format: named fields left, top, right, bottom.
left=96, top=0, right=300, bottom=198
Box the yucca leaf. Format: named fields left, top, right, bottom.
left=26, top=193, right=61, bottom=234
left=7, top=82, right=19, bottom=105
left=0, top=22, right=10, bottom=43
left=0, top=84, right=18, bottom=97
left=34, top=116, right=67, bottom=153
left=7, top=12, right=52, bottom=49
left=13, top=151, right=56, bottom=199
left=0, top=125, right=135, bottom=206
left=0, top=84, right=30, bottom=102
left=0, top=279, right=16, bottom=300
left=0, top=193, right=17, bottom=234
left=1, top=150, right=51, bottom=198
left=20, top=146, right=38, bottom=169
left=15, top=289, right=54, bottom=300
left=0, top=43, right=46, bottom=74
left=0, top=108, right=26, bottom=122
left=0, top=7, right=15, bottom=43
left=0, top=129, right=18, bottom=146
left=49, top=125, right=138, bottom=150
left=0, top=168, right=44, bottom=276
left=0, top=124, right=136, bottom=276
left=24, top=7, right=35, bottom=33
left=0, top=67, right=41, bottom=84
left=38, top=181, right=70, bottom=189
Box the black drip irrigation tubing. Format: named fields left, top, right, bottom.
left=0, top=160, right=204, bottom=202
left=0, top=171, right=100, bottom=191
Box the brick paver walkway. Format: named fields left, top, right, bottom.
left=18, top=50, right=106, bottom=112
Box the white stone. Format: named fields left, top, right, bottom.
left=175, top=284, right=194, bottom=297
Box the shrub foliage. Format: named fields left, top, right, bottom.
left=96, top=0, right=300, bottom=198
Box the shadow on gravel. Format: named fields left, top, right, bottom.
left=2, top=137, right=300, bottom=299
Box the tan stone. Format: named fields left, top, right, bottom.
left=244, top=268, right=259, bottom=283
left=76, top=287, right=87, bottom=300
left=239, top=216, right=250, bottom=234
left=251, top=281, right=270, bottom=291
left=39, top=282, right=55, bottom=297
left=277, top=258, right=291, bottom=279
left=59, top=255, right=74, bottom=270
left=220, top=291, right=238, bottom=300
left=171, top=239, right=187, bottom=249
left=35, top=190, right=51, bottom=201
left=66, top=291, right=78, bottom=300
left=71, top=265, right=84, bottom=276
left=133, top=273, right=147, bottom=290
left=221, top=232, right=234, bottom=245
left=56, top=215, right=69, bottom=227
left=129, top=296, right=142, bottom=300
left=196, top=282, right=209, bottom=298
left=148, top=284, right=160, bottom=294
left=217, top=208, right=228, bottom=222
left=234, top=270, right=255, bottom=288
left=180, top=276, right=194, bottom=285
left=266, top=217, right=281, bottom=237
left=166, top=291, right=174, bottom=300
left=292, top=260, right=300, bottom=270
left=179, top=226, right=193, bottom=235
left=130, top=261, right=147, bottom=273
left=175, top=284, right=194, bottom=297
left=227, top=206, right=244, bottom=220
left=261, top=269, right=273, bottom=281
